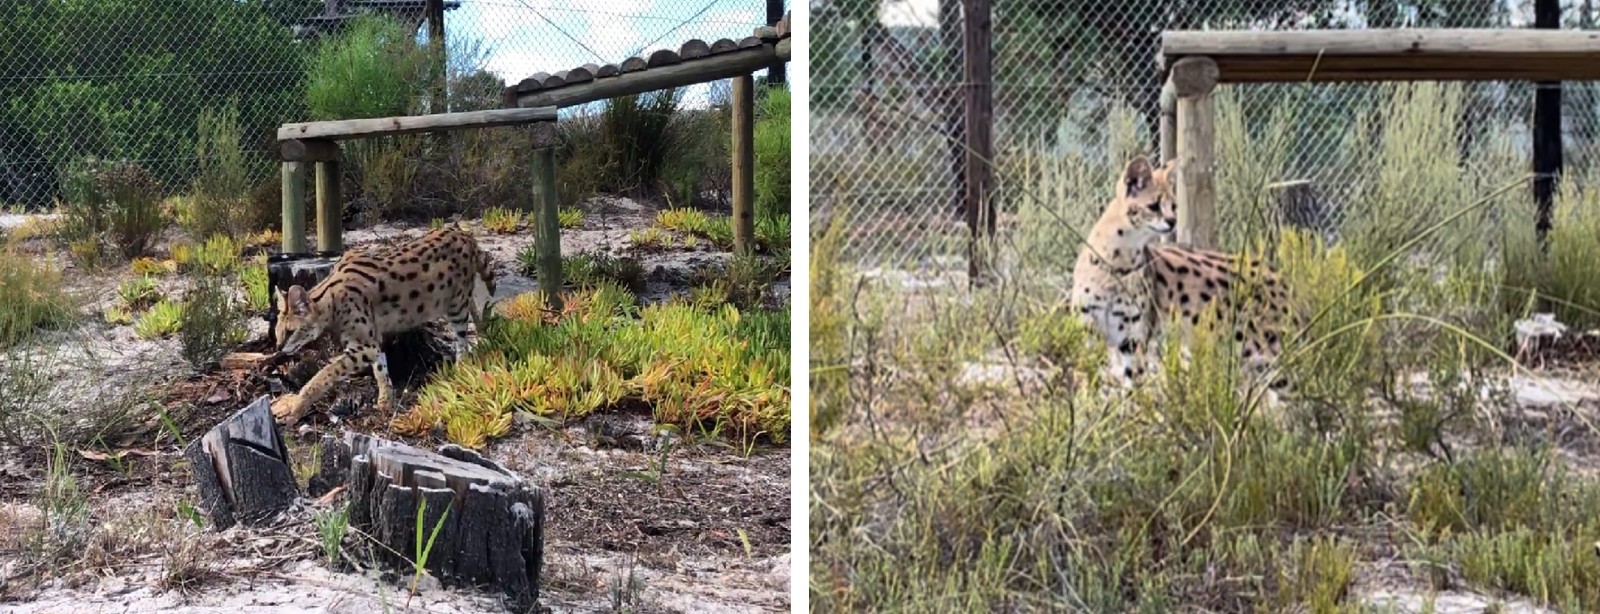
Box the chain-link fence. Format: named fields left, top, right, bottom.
left=0, top=0, right=784, bottom=211
left=811, top=0, right=1600, bottom=272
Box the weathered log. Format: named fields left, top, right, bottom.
left=566, top=64, right=597, bottom=84
left=680, top=39, right=711, bottom=60
left=184, top=396, right=300, bottom=530
left=328, top=432, right=545, bottom=611
left=753, top=26, right=780, bottom=41
left=595, top=63, right=620, bottom=78
left=620, top=56, right=648, bottom=73
left=646, top=49, right=681, bottom=68
left=279, top=139, right=341, bottom=162
left=709, top=38, right=738, bottom=54
left=277, top=107, right=557, bottom=141
left=543, top=72, right=566, bottom=88
left=737, top=36, right=762, bottom=48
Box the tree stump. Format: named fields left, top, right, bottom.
left=333, top=432, right=545, bottom=611
left=184, top=395, right=300, bottom=530
left=1266, top=179, right=1328, bottom=236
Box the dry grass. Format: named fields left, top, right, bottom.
left=812, top=82, right=1600, bottom=612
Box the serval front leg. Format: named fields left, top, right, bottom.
left=271, top=339, right=387, bottom=425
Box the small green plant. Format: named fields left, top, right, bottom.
left=131, top=256, right=177, bottom=277
left=117, top=276, right=162, bottom=312
left=240, top=255, right=270, bottom=311
left=753, top=87, right=790, bottom=226
left=190, top=102, right=263, bottom=239
left=482, top=207, right=523, bottom=234
left=562, top=252, right=645, bottom=292
left=557, top=207, right=584, bottom=229
left=656, top=208, right=710, bottom=234
left=0, top=248, right=76, bottom=347
left=179, top=273, right=246, bottom=368
left=629, top=227, right=673, bottom=251
left=133, top=300, right=184, bottom=339
left=405, top=497, right=452, bottom=609
left=176, top=234, right=243, bottom=276
left=689, top=254, right=778, bottom=310
left=313, top=502, right=351, bottom=568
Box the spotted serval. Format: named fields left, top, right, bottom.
left=1070, top=155, right=1293, bottom=388
left=269, top=226, right=497, bottom=425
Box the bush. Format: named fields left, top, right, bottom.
left=56, top=158, right=166, bottom=262
left=394, top=286, right=789, bottom=447
left=188, top=103, right=262, bottom=240
left=305, top=15, right=430, bottom=121
left=180, top=273, right=247, bottom=368
left=0, top=248, right=76, bottom=347
left=597, top=90, right=681, bottom=194
left=133, top=300, right=183, bottom=339
left=753, top=87, right=790, bottom=225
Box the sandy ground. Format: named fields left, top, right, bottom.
left=0, top=197, right=792, bottom=613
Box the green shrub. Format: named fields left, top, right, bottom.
left=56, top=158, right=166, bottom=261
left=1500, top=170, right=1600, bottom=330
left=188, top=102, right=261, bottom=240
left=133, top=300, right=184, bottom=339
left=596, top=90, right=681, bottom=194
left=395, top=286, right=789, bottom=447
left=179, top=273, right=247, bottom=368
left=753, top=87, right=790, bottom=225
left=305, top=15, right=430, bottom=121
left=0, top=249, right=76, bottom=346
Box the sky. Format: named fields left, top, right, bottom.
left=447, top=0, right=781, bottom=106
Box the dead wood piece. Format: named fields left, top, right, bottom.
left=710, top=38, right=738, bottom=54
left=336, top=432, right=544, bottom=610
left=221, top=352, right=273, bottom=371
left=566, top=64, right=596, bottom=84
left=737, top=36, right=762, bottom=49
left=620, top=56, right=648, bottom=73
left=680, top=39, right=711, bottom=60
left=544, top=72, right=566, bottom=88
left=753, top=26, right=780, bottom=41
left=184, top=396, right=300, bottom=530
left=646, top=49, right=681, bottom=68
left=595, top=63, right=620, bottom=78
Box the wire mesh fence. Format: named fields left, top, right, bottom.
left=811, top=0, right=1600, bottom=273
left=0, top=0, right=785, bottom=211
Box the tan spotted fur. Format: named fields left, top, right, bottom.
left=270, top=226, right=496, bottom=424
left=1071, top=156, right=1292, bottom=387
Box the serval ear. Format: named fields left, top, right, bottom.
left=1122, top=156, right=1155, bottom=198
left=285, top=286, right=311, bottom=316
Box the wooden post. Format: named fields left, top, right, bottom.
left=427, top=0, right=446, bottom=115
left=1158, top=79, right=1177, bottom=164
left=765, top=0, right=786, bottom=86
left=942, top=0, right=964, bottom=220
left=962, top=0, right=994, bottom=285
left=281, top=162, right=307, bottom=254
left=530, top=122, right=563, bottom=310
left=1171, top=56, right=1219, bottom=249
left=731, top=73, right=757, bottom=254
left=1534, top=0, right=1562, bottom=243
left=314, top=160, right=342, bottom=253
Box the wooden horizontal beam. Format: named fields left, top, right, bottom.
left=1163, top=29, right=1600, bottom=83
left=277, top=107, right=557, bottom=142
left=279, top=139, right=340, bottom=162
left=512, top=44, right=784, bottom=109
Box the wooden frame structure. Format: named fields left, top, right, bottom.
left=276, top=14, right=791, bottom=307
left=1158, top=29, right=1600, bottom=247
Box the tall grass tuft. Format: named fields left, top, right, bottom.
left=189, top=102, right=261, bottom=240
left=0, top=248, right=76, bottom=347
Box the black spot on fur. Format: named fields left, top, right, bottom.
left=1118, top=339, right=1135, bottom=354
